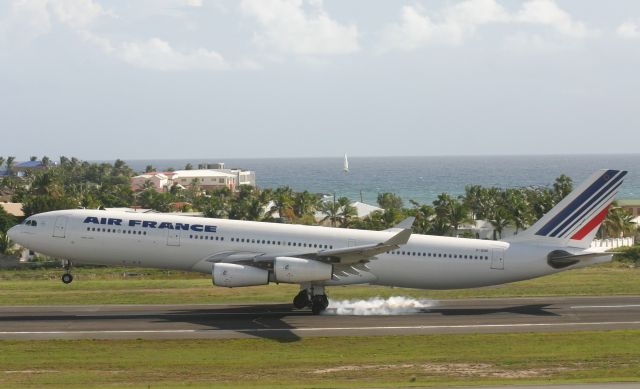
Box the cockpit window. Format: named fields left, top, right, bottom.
left=24, top=219, right=37, bottom=227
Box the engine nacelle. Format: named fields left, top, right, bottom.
left=273, top=257, right=333, bottom=283
left=212, top=263, right=269, bottom=287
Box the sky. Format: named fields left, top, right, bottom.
left=1, top=0, right=639, bottom=160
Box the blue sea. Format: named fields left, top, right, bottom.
left=124, top=155, right=640, bottom=205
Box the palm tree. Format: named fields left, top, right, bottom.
left=6, top=156, right=15, bottom=175
left=337, top=197, right=357, bottom=227
left=319, top=199, right=341, bottom=227
left=409, top=200, right=435, bottom=235
left=502, top=188, right=531, bottom=235
left=271, top=186, right=294, bottom=221
left=601, top=204, right=637, bottom=238
left=41, top=156, right=51, bottom=167
left=448, top=201, right=472, bottom=237
left=377, top=192, right=403, bottom=210
left=489, top=207, right=511, bottom=240
left=293, top=191, right=320, bottom=218
left=0, top=157, right=4, bottom=170
left=553, top=174, right=573, bottom=202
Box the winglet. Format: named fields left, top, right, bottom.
left=384, top=217, right=415, bottom=232
left=385, top=228, right=412, bottom=246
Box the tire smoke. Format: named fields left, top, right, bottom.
left=323, top=296, right=437, bottom=315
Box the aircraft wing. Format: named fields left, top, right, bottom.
left=204, top=228, right=412, bottom=268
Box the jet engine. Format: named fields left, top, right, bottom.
left=212, top=263, right=269, bottom=287
left=274, top=257, right=333, bottom=283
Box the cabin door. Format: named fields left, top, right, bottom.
left=167, top=230, right=180, bottom=246
left=53, top=216, right=68, bottom=238
left=491, top=248, right=505, bottom=270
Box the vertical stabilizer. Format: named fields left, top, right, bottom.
left=509, top=169, right=627, bottom=249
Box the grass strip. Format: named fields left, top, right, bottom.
left=0, top=330, right=639, bottom=388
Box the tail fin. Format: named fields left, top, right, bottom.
left=509, top=169, right=627, bottom=249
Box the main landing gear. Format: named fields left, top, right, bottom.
left=292, top=285, right=329, bottom=315
left=61, top=260, right=74, bottom=284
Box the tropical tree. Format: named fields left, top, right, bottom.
left=41, top=156, right=51, bottom=167
left=600, top=204, right=637, bottom=238
left=319, top=199, right=341, bottom=227
left=377, top=192, right=403, bottom=211
left=0, top=157, right=4, bottom=170
left=5, top=156, right=15, bottom=175
left=0, top=231, right=13, bottom=255
left=293, top=190, right=321, bottom=223
left=553, top=174, right=573, bottom=203
left=408, top=200, right=435, bottom=235
left=337, top=197, right=357, bottom=227
left=145, top=165, right=155, bottom=173
left=501, top=188, right=532, bottom=235
left=489, top=207, right=511, bottom=240
left=270, top=186, right=294, bottom=221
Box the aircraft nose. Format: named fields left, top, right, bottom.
left=7, top=225, right=18, bottom=241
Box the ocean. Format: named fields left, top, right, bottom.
left=123, top=155, right=640, bottom=205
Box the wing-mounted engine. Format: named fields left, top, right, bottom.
left=273, top=257, right=333, bottom=283
left=212, top=263, right=269, bottom=287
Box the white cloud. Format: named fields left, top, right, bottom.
left=49, top=0, right=109, bottom=30
left=379, top=0, right=593, bottom=52
left=240, top=0, right=359, bottom=56
left=116, top=38, right=228, bottom=71
left=515, top=0, right=588, bottom=38
left=0, top=0, right=51, bottom=44
left=184, top=0, right=203, bottom=7
left=1, top=0, right=232, bottom=72
left=617, top=20, right=640, bottom=39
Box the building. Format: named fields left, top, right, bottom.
left=170, top=170, right=238, bottom=191
left=0, top=202, right=24, bottom=217
left=130, top=173, right=170, bottom=191
left=130, top=163, right=256, bottom=192
left=617, top=199, right=640, bottom=217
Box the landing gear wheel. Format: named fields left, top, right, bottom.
left=61, top=273, right=74, bottom=284
left=293, top=290, right=309, bottom=309
left=311, top=295, right=329, bottom=315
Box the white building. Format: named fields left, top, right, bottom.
left=130, top=164, right=255, bottom=193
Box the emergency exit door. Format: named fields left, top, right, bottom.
left=53, top=216, right=67, bottom=238
left=491, top=248, right=505, bottom=270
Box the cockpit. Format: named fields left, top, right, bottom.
left=22, top=218, right=38, bottom=227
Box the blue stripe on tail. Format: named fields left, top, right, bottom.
left=535, top=169, right=621, bottom=237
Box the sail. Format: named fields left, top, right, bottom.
left=343, top=154, right=349, bottom=173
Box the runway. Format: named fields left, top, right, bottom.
left=1, top=295, right=640, bottom=340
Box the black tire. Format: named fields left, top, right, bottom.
left=311, top=295, right=327, bottom=315
left=293, top=290, right=309, bottom=309
left=61, top=273, right=73, bottom=284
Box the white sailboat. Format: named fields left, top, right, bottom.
left=343, top=153, right=349, bottom=173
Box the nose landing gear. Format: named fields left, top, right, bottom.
left=61, top=260, right=74, bottom=284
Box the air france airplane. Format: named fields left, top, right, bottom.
left=7, top=169, right=626, bottom=314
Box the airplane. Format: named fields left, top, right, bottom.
left=7, top=169, right=626, bottom=314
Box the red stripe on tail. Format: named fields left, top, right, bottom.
left=570, top=205, right=610, bottom=241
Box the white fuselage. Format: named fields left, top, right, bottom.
left=8, top=209, right=611, bottom=290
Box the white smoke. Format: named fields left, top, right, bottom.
left=323, top=296, right=437, bottom=316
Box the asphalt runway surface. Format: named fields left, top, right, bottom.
left=1, top=295, right=640, bottom=340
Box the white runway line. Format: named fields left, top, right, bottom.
left=570, top=305, right=640, bottom=309
left=2, top=320, right=640, bottom=336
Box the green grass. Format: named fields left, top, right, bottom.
left=1, top=330, right=639, bottom=388
left=0, top=262, right=639, bottom=305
